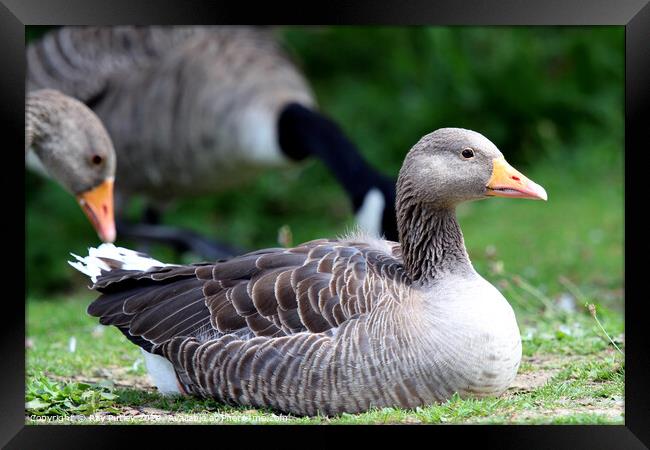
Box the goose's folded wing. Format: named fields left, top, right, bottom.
left=87, top=263, right=214, bottom=352
left=86, top=238, right=404, bottom=352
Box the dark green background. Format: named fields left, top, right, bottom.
left=26, top=26, right=623, bottom=302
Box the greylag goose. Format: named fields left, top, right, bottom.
left=28, top=26, right=397, bottom=256
left=26, top=88, right=116, bottom=242
left=69, top=128, right=547, bottom=416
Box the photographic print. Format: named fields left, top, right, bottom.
left=4, top=1, right=647, bottom=446
left=24, top=24, right=625, bottom=425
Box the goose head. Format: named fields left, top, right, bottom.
left=395, top=128, right=547, bottom=282
left=397, top=127, right=547, bottom=210
left=27, top=89, right=117, bottom=242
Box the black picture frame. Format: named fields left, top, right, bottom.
left=6, top=0, right=649, bottom=448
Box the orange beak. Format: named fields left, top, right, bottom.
left=486, top=158, right=548, bottom=201
left=76, top=177, right=116, bottom=243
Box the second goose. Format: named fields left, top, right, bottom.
left=28, top=26, right=398, bottom=252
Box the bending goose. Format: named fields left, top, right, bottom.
left=26, top=88, right=116, bottom=242
left=28, top=26, right=397, bottom=256
left=70, top=128, right=547, bottom=416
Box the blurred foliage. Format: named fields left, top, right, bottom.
left=25, top=25, right=54, bottom=42
left=283, top=26, right=623, bottom=170
left=25, top=26, right=623, bottom=297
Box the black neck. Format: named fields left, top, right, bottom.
left=277, top=103, right=397, bottom=240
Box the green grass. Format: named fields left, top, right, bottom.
left=460, top=145, right=623, bottom=309
left=26, top=375, right=120, bottom=416
left=26, top=294, right=624, bottom=424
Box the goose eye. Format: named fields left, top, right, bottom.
left=92, top=154, right=103, bottom=165
left=461, top=148, right=475, bottom=159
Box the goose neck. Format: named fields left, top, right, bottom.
left=397, top=198, right=472, bottom=284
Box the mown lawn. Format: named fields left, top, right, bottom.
left=25, top=295, right=624, bottom=425
left=25, top=147, right=624, bottom=425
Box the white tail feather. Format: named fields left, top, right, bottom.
left=68, top=243, right=172, bottom=283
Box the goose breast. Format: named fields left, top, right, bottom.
left=418, top=274, right=522, bottom=397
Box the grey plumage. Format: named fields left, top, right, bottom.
left=26, top=88, right=117, bottom=242
left=26, top=88, right=115, bottom=195
left=72, top=128, right=548, bottom=416
left=27, top=26, right=314, bottom=202
left=28, top=26, right=401, bottom=245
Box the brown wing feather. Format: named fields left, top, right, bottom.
left=198, top=239, right=405, bottom=337
left=87, top=268, right=213, bottom=348
left=85, top=238, right=404, bottom=355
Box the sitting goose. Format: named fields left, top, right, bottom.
left=70, top=128, right=547, bottom=416
left=26, top=89, right=116, bottom=243
left=28, top=26, right=398, bottom=256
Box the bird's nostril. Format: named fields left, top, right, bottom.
left=103, top=205, right=108, bottom=215
left=511, top=176, right=520, bottom=181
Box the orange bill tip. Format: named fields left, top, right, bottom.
left=76, top=177, right=116, bottom=243
left=486, top=158, right=548, bottom=201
